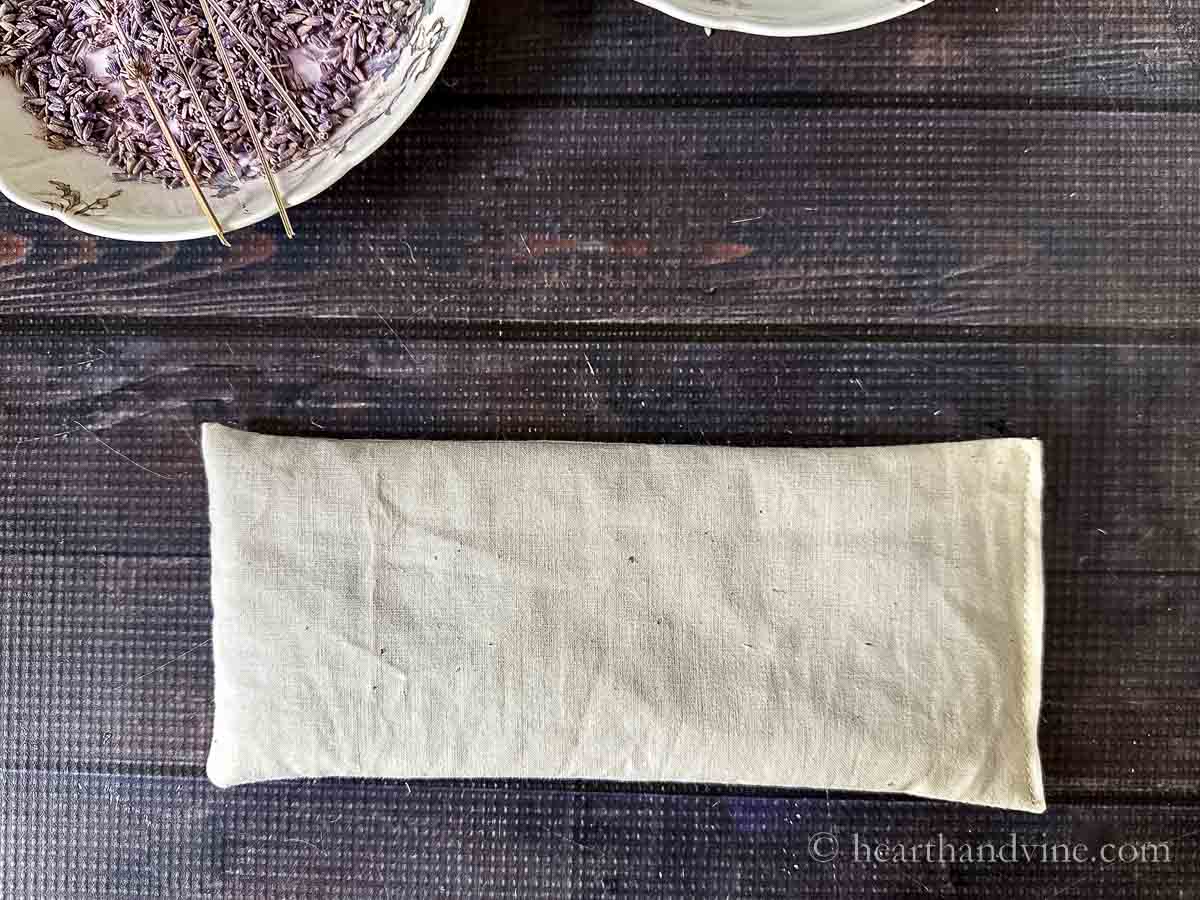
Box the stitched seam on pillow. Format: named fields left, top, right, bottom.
left=1020, top=442, right=1040, bottom=809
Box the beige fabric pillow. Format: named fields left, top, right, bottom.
left=203, top=425, right=1046, bottom=812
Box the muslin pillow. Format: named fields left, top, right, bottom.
left=203, top=425, right=1046, bottom=813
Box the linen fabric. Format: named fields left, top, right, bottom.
left=203, top=425, right=1046, bottom=812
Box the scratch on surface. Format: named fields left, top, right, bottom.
left=824, top=788, right=839, bottom=891
left=937, top=257, right=1013, bottom=282
left=176, top=424, right=201, bottom=448
left=126, top=638, right=212, bottom=685
left=372, top=307, right=419, bottom=365
left=543, top=826, right=594, bottom=854
left=310, top=418, right=326, bottom=430
left=284, top=837, right=323, bottom=853
left=583, top=354, right=597, bottom=378
left=52, top=347, right=108, bottom=369
left=730, top=214, right=765, bottom=224
left=398, top=240, right=417, bottom=265
left=72, top=419, right=178, bottom=481
left=15, top=429, right=76, bottom=446
left=901, top=872, right=932, bottom=894
left=518, top=233, right=533, bottom=258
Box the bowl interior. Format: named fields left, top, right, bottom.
left=0, top=0, right=470, bottom=242
left=635, top=0, right=932, bottom=35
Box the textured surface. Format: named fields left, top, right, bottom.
left=2, top=0, right=1200, bottom=896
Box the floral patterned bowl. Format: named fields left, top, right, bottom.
left=0, top=0, right=469, bottom=242
left=635, top=0, right=933, bottom=35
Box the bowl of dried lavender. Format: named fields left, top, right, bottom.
left=0, top=0, right=469, bottom=243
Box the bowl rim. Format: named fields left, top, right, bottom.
left=0, top=0, right=471, bottom=243
left=633, top=0, right=933, bottom=36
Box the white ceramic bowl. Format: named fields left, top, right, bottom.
left=0, top=0, right=470, bottom=242
left=635, top=0, right=933, bottom=36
